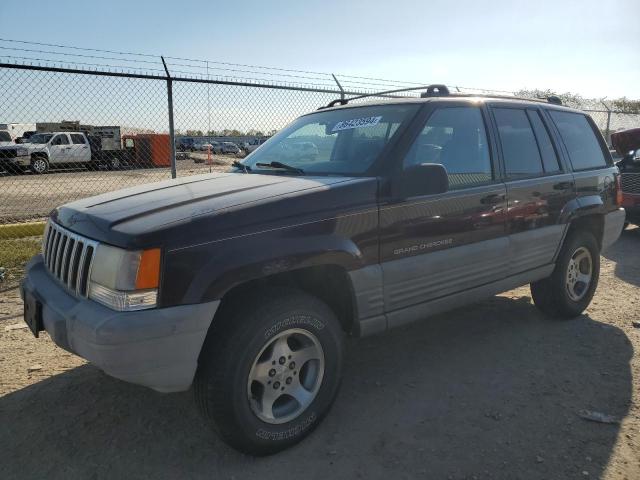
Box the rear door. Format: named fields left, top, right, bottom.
left=49, top=134, right=72, bottom=164
left=69, top=133, right=91, bottom=162
left=379, top=103, right=508, bottom=320
left=488, top=104, right=575, bottom=274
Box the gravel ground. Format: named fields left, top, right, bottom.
left=0, top=227, right=638, bottom=480
left=0, top=154, right=235, bottom=222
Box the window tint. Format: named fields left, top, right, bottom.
left=548, top=111, right=607, bottom=170
left=403, top=107, right=492, bottom=189
left=70, top=134, right=86, bottom=145
left=526, top=110, right=560, bottom=172
left=494, top=108, right=543, bottom=178
left=51, top=134, right=69, bottom=146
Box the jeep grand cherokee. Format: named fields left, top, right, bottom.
left=22, top=86, right=625, bottom=455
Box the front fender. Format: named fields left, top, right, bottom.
left=160, top=215, right=375, bottom=306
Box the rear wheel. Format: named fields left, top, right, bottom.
left=531, top=230, right=600, bottom=318
left=194, top=288, right=344, bottom=455
left=30, top=156, right=49, bottom=174
left=108, top=156, right=121, bottom=170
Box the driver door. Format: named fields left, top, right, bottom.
left=379, top=104, right=508, bottom=325
left=49, top=134, right=72, bottom=164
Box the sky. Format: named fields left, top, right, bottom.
left=0, top=0, right=639, bottom=99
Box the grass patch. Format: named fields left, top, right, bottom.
left=0, top=222, right=46, bottom=240
left=0, top=237, right=42, bottom=286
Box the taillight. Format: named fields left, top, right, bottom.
left=615, top=174, right=623, bottom=206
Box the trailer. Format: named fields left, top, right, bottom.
left=0, top=123, right=37, bottom=141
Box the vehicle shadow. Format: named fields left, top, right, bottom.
left=602, top=224, right=640, bottom=287
left=0, top=296, right=633, bottom=480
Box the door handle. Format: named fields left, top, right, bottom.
left=480, top=193, right=505, bottom=205
left=553, top=181, right=574, bottom=190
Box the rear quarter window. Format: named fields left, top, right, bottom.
left=548, top=111, right=608, bottom=170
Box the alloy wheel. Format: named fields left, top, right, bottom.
left=247, top=328, right=324, bottom=424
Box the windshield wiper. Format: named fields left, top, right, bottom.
left=255, top=161, right=304, bottom=174
left=232, top=160, right=251, bottom=173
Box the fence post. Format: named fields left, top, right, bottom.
left=601, top=100, right=612, bottom=147
left=332, top=74, right=345, bottom=102
left=161, top=56, right=177, bottom=179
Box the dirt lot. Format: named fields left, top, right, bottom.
left=0, top=153, right=235, bottom=222
left=0, top=227, right=639, bottom=480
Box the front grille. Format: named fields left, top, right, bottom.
left=42, top=221, right=98, bottom=297
left=621, top=173, right=640, bottom=194
left=0, top=149, right=17, bottom=159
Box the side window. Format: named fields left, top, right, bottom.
left=493, top=108, right=544, bottom=178
left=526, top=110, right=560, bottom=173
left=70, top=134, right=86, bottom=145
left=51, top=134, right=69, bottom=146
left=548, top=111, right=607, bottom=170
left=403, top=107, right=492, bottom=189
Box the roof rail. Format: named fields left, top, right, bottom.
left=318, top=84, right=555, bottom=109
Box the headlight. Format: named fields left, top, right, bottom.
left=88, top=245, right=161, bottom=311
left=17, top=148, right=29, bottom=156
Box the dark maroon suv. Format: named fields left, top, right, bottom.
left=22, top=86, right=625, bottom=454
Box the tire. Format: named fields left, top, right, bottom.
left=530, top=230, right=600, bottom=318
left=108, top=156, right=121, bottom=170
left=194, top=288, right=344, bottom=455
left=30, top=156, right=49, bottom=174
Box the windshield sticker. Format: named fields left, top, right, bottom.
left=331, top=116, right=382, bottom=132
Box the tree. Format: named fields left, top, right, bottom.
left=185, top=129, right=203, bottom=136
left=610, top=97, right=640, bottom=114
left=515, top=89, right=584, bottom=108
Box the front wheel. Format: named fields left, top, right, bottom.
left=531, top=230, right=600, bottom=318
left=194, top=289, right=344, bottom=455
left=30, top=156, right=49, bottom=174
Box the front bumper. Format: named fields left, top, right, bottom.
left=621, top=194, right=640, bottom=224
left=602, top=208, right=627, bottom=250
left=0, top=155, right=29, bottom=169
left=21, top=255, right=220, bottom=392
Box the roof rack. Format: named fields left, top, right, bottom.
left=319, top=84, right=563, bottom=109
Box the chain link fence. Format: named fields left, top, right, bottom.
left=1, top=41, right=639, bottom=288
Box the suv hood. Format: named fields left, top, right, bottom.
left=53, top=172, right=378, bottom=249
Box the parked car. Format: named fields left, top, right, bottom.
left=612, top=127, right=640, bottom=227
left=0, top=130, right=14, bottom=147
left=221, top=141, right=241, bottom=154
left=0, top=132, right=92, bottom=173
left=22, top=87, right=625, bottom=455
left=246, top=137, right=268, bottom=153
left=0, top=130, right=157, bottom=173
left=177, top=138, right=196, bottom=152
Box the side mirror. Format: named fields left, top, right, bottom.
left=399, top=163, right=449, bottom=197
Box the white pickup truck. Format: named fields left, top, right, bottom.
left=0, top=131, right=92, bottom=173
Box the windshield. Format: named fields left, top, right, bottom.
left=28, top=133, right=53, bottom=144
left=240, top=104, right=419, bottom=175
left=0, top=131, right=11, bottom=142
